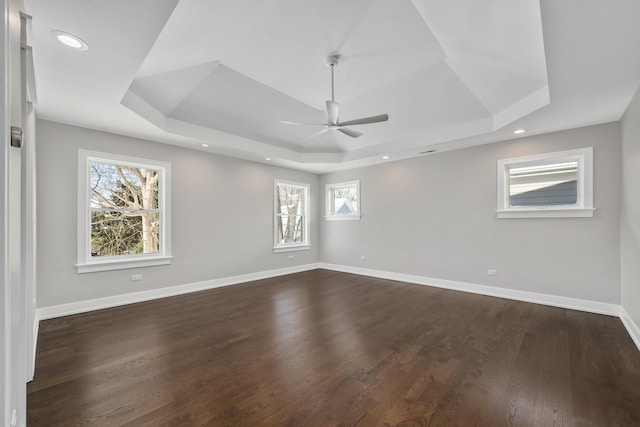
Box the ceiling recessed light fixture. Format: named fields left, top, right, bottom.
left=51, top=30, right=88, bottom=51
left=265, top=157, right=272, bottom=161
left=382, top=155, right=390, bottom=160
left=513, top=129, right=526, bottom=134
left=201, top=143, right=209, bottom=147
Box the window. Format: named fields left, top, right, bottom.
left=326, top=180, right=360, bottom=220
left=77, top=150, right=172, bottom=273
left=274, top=180, right=310, bottom=252
left=496, top=147, right=594, bottom=218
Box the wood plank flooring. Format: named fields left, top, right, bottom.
left=27, top=269, right=640, bottom=426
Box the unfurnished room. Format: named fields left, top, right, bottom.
left=2, top=0, right=640, bottom=426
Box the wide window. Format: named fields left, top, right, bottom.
left=496, top=147, right=594, bottom=218
left=274, top=180, right=310, bottom=252
left=326, top=180, right=360, bottom=220
left=77, top=150, right=172, bottom=272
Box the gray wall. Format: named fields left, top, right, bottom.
left=320, top=123, right=621, bottom=304
left=621, top=86, right=640, bottom=326
left=36, top=120, right=319, bottom=307
left=37, top=119, right=624, bottom=309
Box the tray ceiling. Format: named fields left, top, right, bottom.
left=25, top=0, right=640, bottom=172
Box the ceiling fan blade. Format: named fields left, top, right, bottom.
left=306, top=128, right=330, bottom=139
left=337, top=114, right=389, bottom=127
left=337, top=127, right=363, bottom=138
left=279, top=120, right=327, bottom=126
left=326, top=100, right=339, bottom=125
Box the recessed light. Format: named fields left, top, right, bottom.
left=513, top=129, right=526, bottom=134
left=265, top=157, right=272, bottom=161
left=382, top=155, right=390, bottom=160
left=51, top=30, right=88, bottom=51
left=201, top=143, right=209, bottom=148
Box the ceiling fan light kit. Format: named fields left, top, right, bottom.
left=280, top=52, right=389, bottom=139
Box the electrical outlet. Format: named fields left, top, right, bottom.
left=360, top=255, right=367, bottom=261
left=130, top=274, right=142, bottom=281
left=487, top=269, right=498, bottom=276
left=288, top=255, right=294, bottom=260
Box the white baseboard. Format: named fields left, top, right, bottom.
left=34, top=263, right=639, bottom=355
left=318, top=263, right=621, bottom=316
left=37, top=263, right=320, bottom=320
left=620, top=306, right=640, bottom=351
left=30, top=311, right=39, bottom=381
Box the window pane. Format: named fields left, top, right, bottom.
left=276, top=184, right=305, bottom=244
left=332, top=185, right=358, bottom=214
left=509, top=161, right=578, bottom=206
left=276, top=215, right=304, bottom=244
left=90, top=161, right=159, bottom=210
left=277, top=184, right=303, bottom=216
left=91, top=211, right=160, bottom=257
left=275, top=181, right=308, bottom=248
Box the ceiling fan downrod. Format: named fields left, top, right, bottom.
left=331, top=64, right=335, bottom=102
left=327, top=53, right=340, bottom=102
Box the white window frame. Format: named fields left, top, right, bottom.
left=77, top=150, right=172, bottom=273
left=496, top=147, right=594, bottom=218
left=274, top=179, right=310, bottom=253
left=326, top=180, right=361, bottom=221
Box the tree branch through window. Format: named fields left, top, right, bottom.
left=90, top=162, right=160, bottom=256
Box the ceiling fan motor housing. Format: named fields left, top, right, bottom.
left=326, top=53, right=340, bottom=67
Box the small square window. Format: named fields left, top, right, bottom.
left=326, top=180, right=360, bottom=221
left=497, top=148, right=594, bottom=218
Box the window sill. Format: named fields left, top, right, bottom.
left=325, top=214, right=361, bottom=221
left=76, top=255, right=173, bottom=273
left=273, top=244, right=310, bottom=253
left=496, top=207, right=595, bottom=219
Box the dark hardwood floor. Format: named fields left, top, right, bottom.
left=28, top=269, right=640, bottom=426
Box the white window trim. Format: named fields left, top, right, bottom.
left=496, top=147, right=595, bottom=219
left=326, top=180, right=361, bottom=221
left=273, top=179, right=310, bottom=253
left=77, top=150, right=172, bottom=273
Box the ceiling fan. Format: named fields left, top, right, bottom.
left=279, top=53, right=389, bottom=139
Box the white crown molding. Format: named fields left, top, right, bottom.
left=37, top=263, right=320, bottom=320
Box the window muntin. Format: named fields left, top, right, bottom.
left=496, top=147, right=594, bottom=218
left=78, top=150, right=171, bottom=272
left=326, top=180, right=360, bottom=220
left=274, top=180, right=310, bottom=252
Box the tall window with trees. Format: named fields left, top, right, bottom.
left=274, top=180, right=310, bottom=252
left=77, top=150, right=172, bottom=273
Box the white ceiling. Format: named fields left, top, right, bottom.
left=25, top=0, right=640, bottom=173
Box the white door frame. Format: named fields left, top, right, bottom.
left=20, top=10, right=36, bottom=382
left=1, top=0, right=13, bottom=424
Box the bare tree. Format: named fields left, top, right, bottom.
left=276, top=185, right=303, bottom=244
left=91, top=162, right=159, bottom=256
